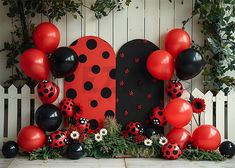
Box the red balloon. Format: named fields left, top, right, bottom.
left=36, top=80, right=59, bottom=104
left=192, top=125, right=221, bottom=151
left=165, top=98, right=193, bottom=128
left=167, top=128, right=191, bottom=150
left=146, top=50, right=174, bottom=80
left=165, top=28, right=190, bottom=58
left=33, top=22, right=60, bottom=53
left=17, top=126, right=46, bottom=152
left=20, top=49, right=49, bottom=81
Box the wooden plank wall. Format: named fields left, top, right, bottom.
left=0, top=0, right=204, bottom=91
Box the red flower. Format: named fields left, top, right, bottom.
left=191, top=98, right=206, bottom=113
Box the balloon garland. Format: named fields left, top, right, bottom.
left=1, top=23, right=233, bottom=161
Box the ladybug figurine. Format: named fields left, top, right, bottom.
left=125, top=122, right=144, bottom=136
left=36, top=80, right=59, bottom=104
left=166, top=80, right=184, bottom=99
left=162, top=142, right=182, bottom=160
left=75, top=118, right=90, bottom=133
left=149, top=106, right=166, bottom=127
left=47, top=130, right=69, bottom=148
left=59, top=98, right=75, bottom=118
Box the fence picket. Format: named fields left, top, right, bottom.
left=0, top=86, right=4, bottom=147
left=228, top=90, right=235, bottom=141
left=34, top=87, right=41, bottom=124
left=21, top=85, right=31, bottom=128
left=216, top=91, right=225, bottom=140
left=8, top=85, right=18, bottom=141
left=204, top=91, right=213, bottom=125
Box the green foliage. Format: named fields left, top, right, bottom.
left=182, top=147, right=226, bottom=161
left=83, top=117, right=162, bottom=158
left=183, top=0, right=235, bottom=94
left=28, top=146, right=64, bottom=160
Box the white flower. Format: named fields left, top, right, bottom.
left=144, top=139, right=153, bottom=146
left=99, top=128, right=108, bottom=136
left=95, top=133, right=103, bottom=142
left=70, top=131, right=80, bottom=140
left=159, top=136, right=168, bottom=146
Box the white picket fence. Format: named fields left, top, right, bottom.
left=0, top=85, right=235, bottom=148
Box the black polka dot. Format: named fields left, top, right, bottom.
left=66, top=88, right=77, bottom=99
left=101, top=87, right=112, bottom=98
left=109, top=69, right=116, bottom=79
left=78, top=54, right=87, bottom=63
left=70, top=40, right=78, bottom=46
left=55, top=135, right=61, bottom=140
left=132, top=128, right=136, bottom=132
left=89, top=119, right=99, bottom=130
left=37, top=84, right=41, bottom=89
left=168, top=145, right=172, bottom=149
left=105, top=110, right=115, bottom=118
left=177, top=93, right=182, bottom=97
left=39, top=92, right=43, bottom=97
left=168, top=92, right=173, bottom=97
left=91, top=65, right=100, bottom=74
left=44, top=89, right=49, bottom=93
left=90, top=100, right=98, bottom=108
left=73, top=105, right=81, bottom=113
left=84, top=81, right=93, bottom=91
left=59, top=141, right=63, bottom=144
left=102, top=51, right=110, bottom=59
left=166, top=151, right=170, bottom=155
left=173, top=150, right=178, bottom=155
left=170, top=156, right=174, bottom=159
left=173, top=89, right=177, bottom=93
left=86, top=39, right=97, bottom=50
left=158, top=111, right=163, bottom=116
left=48, top=92, right=54, bottom=98
left=65, top=74, right=75, bottom=82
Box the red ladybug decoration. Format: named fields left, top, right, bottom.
left=149, top=106, right=166, bottom=127
left=59, top=98, right=75, bottom=118
left=166, top=80, right=184, bottom=99
left=47, top=130, right=69, bottom=148
left=162, top=142, right=182, bottom=160
left=125, top=122, right=144, bottom=136
left=75, top=118, right=90, bottom=134
left=37, top=80, right=59, bottom=104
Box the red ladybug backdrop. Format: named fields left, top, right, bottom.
left=64, top=36, right=116, bottom=131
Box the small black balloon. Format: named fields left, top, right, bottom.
left=67, top=143, right=84, bottom=160
left=175, top=48, right=204, bottom=80
left=50, top=47, right=78, bottom=78
left=145, top=128, right=157, bottom=138
left=2, top=141, right=19, bottom=158
left=219, top=141, right=235, bottom=158
left=35, top=104, right=62, bottom=132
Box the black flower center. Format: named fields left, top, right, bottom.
left=195, top=102, right=202, bottom=109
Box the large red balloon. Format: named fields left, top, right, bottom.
left=20, top=49, right=49, bottom=81
left=33, top=22, right=60, bottom=54
left=192, top=125, right=221, bottom=151
left=17, top=126, right=46, bottom=152
left=146, top=50, right=174, bottom=80
left=165, top=28, right=190, bottom=58
left=167, top=128, right=191, bottom=150
left=165, top=98, right=193, bottom=128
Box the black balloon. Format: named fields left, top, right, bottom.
left=175, top=48, right=204, bottom=80
left=219, top=141, right=235, bottom=158
left=2, top=141, right=19, bottom=158
left=50, top=47, right=78, bottom=78
left=145, top=128, right=157, bottom=138
left=67, top=142, right=84, bottom=160
left=35, top=104, right=62, bottom=132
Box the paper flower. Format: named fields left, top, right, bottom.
left=70, top=131, right=80, bottom=140
left=159, top=136, right=168, bottom=146
left=144, top=139, right=153, bottom=146
left=95, top=133, right=103, bottom=142
left=100, top=128, right=108, bottom=136
left=191, top=98, right=206, bottom=113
